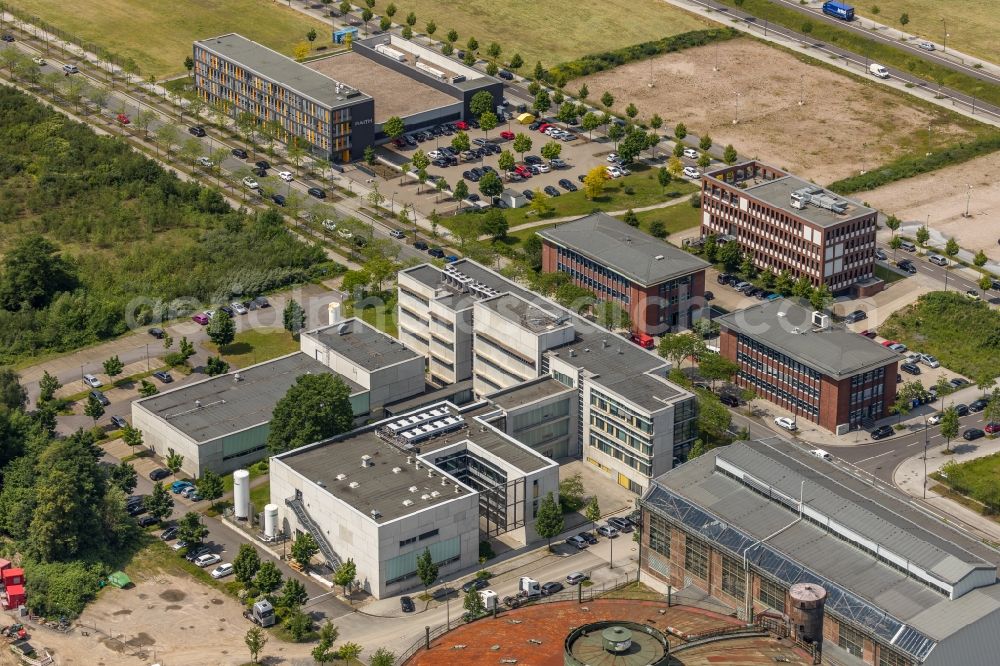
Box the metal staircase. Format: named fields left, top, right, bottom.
left=285, top=496, right=341, bottom=569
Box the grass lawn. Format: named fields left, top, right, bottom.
left=932, top=453, right=1000, bottom=515
left=854, top=1, right=998, bottom=63
left=458, top=167, right=698, bottom=241
left=874, top=263, right=907, bottom=284
left=344, top=294, right=398, bottom=337
left=714, top=0, right=1000, bottom=108
left=508, top=198, right=701, bottom=245
left=12, top=0, right=331, bottom=77
left=878, top=291, right=1000, bottom=380
left=210, top=328, right=299, bottom=369
left=125, top=538, right=229, bottom=593
left=387, top=0, right=713, bottom=69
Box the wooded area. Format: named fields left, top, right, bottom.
left=0, top=86, right=330, bottom=365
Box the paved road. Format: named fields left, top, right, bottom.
left=877, top=240, right=1000, bottom=302
left=681, top=0, right=1000, bottom=120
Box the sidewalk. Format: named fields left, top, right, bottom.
left=893, top=434, right=1000, bottom=543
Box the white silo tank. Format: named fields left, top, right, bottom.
left=264, top=504, right=279, bottom=539
left=233, top=469, right=251, bottom=520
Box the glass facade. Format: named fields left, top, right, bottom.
left=758, top=577, right=786, bottom=613
left=721, top=554, right=746, bottom=598
left=554, top=246, right=631, bottom=305
left=385, top=535, right=460, bottom=585
left=839, top=623, right=865, bottom=658
left=649, top=512, right=671, bottom=557
left=685, top=535, right=709, bottom=579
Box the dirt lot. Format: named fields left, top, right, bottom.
left=0, top=571, right=316, bottom=666
left=863, top=152, right=1000, bottom=259
left=578, top=38, right=983, bottom=183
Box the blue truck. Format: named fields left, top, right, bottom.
left=822, top=1, right=855, bottom=20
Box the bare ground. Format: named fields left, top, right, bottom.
left=578, top=39, right=980, bottom=183
left=862, top=152, right=1000, bottom=259
left=0, top=573, right=316, bottom=666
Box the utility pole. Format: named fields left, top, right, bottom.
left=941, top=18, right=947, bottom=53
left=964, top=184, right=973, bottom=218
left=923, top=415, right=928, bottom=499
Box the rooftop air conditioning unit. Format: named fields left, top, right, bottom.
left=349, top=481, right=360, bottom=489
left=361, top=454, right=373, bottom=468
left=370, top=509, right=382, bottom=519
left=336, top=473, right=347, bottom=481
left=392, top=466, right=403, bottom=474
left=421, top=494, right=431, bottom=500
left=409, top=485, right=418, bottom=493
left=402, top=499, right=414, bottom=507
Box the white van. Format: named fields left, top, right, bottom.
left=62, top=63, right=79, bottom=74
left=869, top=63, right=889, bottom=79
left=811, top=448, right=832, bottom=461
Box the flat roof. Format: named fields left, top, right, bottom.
left=195, top=33, right=370, bottom=110
left=716, top=298, right=899, bottom=378
left=537, top=212, right=710, bottom=286
left=276, top=402, right=552, bottom=523
left=646, top=439, right=1000, bottom=657
left=593, top=372, right=682, bottom=412
left=416, top=259, right=691, bottom=410
left=309, top=318, right=420, bottom=371
left=488, top=377, right=574, bottom=410
left=731, top=171, right=874, bottom=228
left=136, top=353, right=364, bottom=443
left=480, top=293, right=572, bottom=333
left=306, top=52, right=458, bottom=122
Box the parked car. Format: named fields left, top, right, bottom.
left=844, top=309, right=867, bottom=323
left=597, top=524, right=619, bottom=538
left=566, top=571, right=588, bottom=585
left=255, top=160, right=270, bottom=170
left=966, top=289, right=981, bottom=300
left=900, top=362, right=921, bottom=375
left=231, top=302, right=248, bottom=315
left=558, top=178, right=576, bottom=191
left=1, top=35, right=15, bottom=44
left=970, top=398, right=989, bottom=413
left=683, top=166, right=701, bottom=179
left=919, top=354, right=940, bottom=368
left=90, top=390, right=110, bottom=406
left=607, top=517, right=633, bottom=533
left=211, top=563, right=234, bottom=579
left=161, top=526, right=179, bottom=541
left=565, top=535, right=589, bottom=549
left=774, top=416, right=797, bottom=431
left=950, top=378, right=970, bottom=389
left=428, top=247, right=445, bottom=259
left=927, top=413, right=943, bottom=426
left=110, top=415, right=128, bottom=429
left=192, top=313, right=209, bottom=325
left=149, top=468, right=170, bottom=481
left=917, top=41, right=936, bottom=51
left=197, top=156, right=214, bottom=168
left=719, top=393, right=739, bottom=407
left=171, top=480, right=194, bottom=493
left=963, top=428, right=985, bottom=441
left=897, top=259, right=917, bottom=274
left=83, top=373, right=103, bottom=388
left=271, top=194, right=286, bottom=206
left=62, top=63, right=79, bottom=74
left=888, top=343, right=908, bottom=353
left=577, top=531, right=598, bottom=545
left=874, top=248, right=887, bottom=261
left=307, top=187, right=326, bottom=199
left=116, top=113, right=131, bottom=125
left=683, top=148, right=698, bottom=159
left=32, top=56, right=45, bottom=65
left=389, top=229, right=406, bottom=239
left=986, top=422, right=1000, bottom=435
left=499, top=130, right=515, bottom=140
left=231, top=148, right=248, bottom=159
left=870, top=425, right=894, bottom=440
left=152, top=370, right=173, bottom=383
left=543, top=185, right=560, bottom=197
left=954, top=404, right=970, bottom=416
left=137, top=515, right=159, bottom=527
left=497, top=69, right=514, bottom=80
left=461, top=578, right=489, bottom=593
left=550, top=158, right=568, bottom=169
left=400, top=596, right=415, bottom=612
left=414, top=241, right=429, bottom=251
left=185, top=547, right=211, bottom=563
left=188, top=126, right=206, bottom=137
left=860, top=329, right=877, bottom=338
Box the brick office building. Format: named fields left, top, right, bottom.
left=701, top=161, right=882, bottom=297
left=716, top=299, right=898, bottom=434
left=538, top=213, right=710, bottom=336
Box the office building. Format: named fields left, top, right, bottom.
left=193, top=33, right=502, bottom=162
left=640, top=438, right=1000, bottom=666
left=397, top=259, right=698, bottom=494
left=538, top=212, right=710, bottom=335
left=701, top=161, right=882, bottom=297
left=270, top=400, right=559, bottom=599
left=132, top=317, right=424, bottom=476
left=716, top=298, right=898, bottom=433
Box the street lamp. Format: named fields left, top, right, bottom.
left=941, top=18, right=948, bottom=53
left=732, top=92, right=741, bottom=125
left=798, top=75, right=804, bottom=106
left=923, top=414, right=929, bottom=499
left=964, top=184, right=973, bottom=218
left=391, top=191, right=397, bottom=215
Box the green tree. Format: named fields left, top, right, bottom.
left=369, top=647, right=396, bottom=666
left=333, top=558, right=357, bottom=599
left=144, top=482, right=175, bottom=523
left=884, top=214, right=901, bottom=237
left=719, top=241, right=742, bottom=272
left=674, top=123, right=687, bottom=141
left=138, top=379, right=159, bottom=397
left=416, top=547, right=438, bottom=590
left=425, top=20, right=437, bottom=36
left=245, top=626, right=267, bottom=665
left=945, top=237, right=960, bottom=261
left=940, top=406, right=959, bottom=452
left=980, top=274, right=993, bottom=292
left=453, top=179, right=469, bottom=205
left=581, top=112, right=601, bottom=140
left=208, top=311, right=235, bottom=346
left=534, top=492, right=564, bottom=549
left=699, top=353, right=740, bottom=390
left=313, top=621, right=340, bottom=665
left=584, top=496, right=601, bottom=531
left=810, top=284, right=833, bottom=311
left=889, top=235, right=903, bottom=259
left=38, top=370, right=61, bottom=403
left=479, top=111, right=498, bottom=139
left=623, top=209, right=639, bottom=227
left=607, top=122, right=625, bottom=148
left=916, top=225, right=930, bottom=246
left=233, top=543, right=261, bottom=585
left=702, top=234, right=717, bottom=262
left=450, top=131, right=471, bottom=153
left=338, top=643, right=363, bottom=664
left=267, top=374, right=354, bottom=454
left=616, top=127, right=647, bottom=165
left=698, top=152, right=712, bottom=170
left=291, top=532, right=319, bottom=568
left=109, top=461, right=138, bottom=495
left=205, top=356, right=230, bottom=376
left=601, top=91, right=614, bottom=109
left=254, top=560, right=283, bottom=593
left=83, top=394, right=105, bottom=424
left=498, top=150, right=516, bottom=173
left=478, top=170, right=503, bottom=199
left=463, top=587, right=485, bottom=616
left=361, top=8, right=373, bottom=35
left=118, top=424, right=141, bottom=454
left=699, top=134, right=713, bottom=151
left=447, top=29, right=459, bottom=44
left=649, top=220, right=667, bottom=239
left=467, top=35, right=479, bottom=51
left=625, top=102, right=638, bottom=120
left=382, top=115, right=405, bottom=140
left=899, top=12, right=909, bottom=26
left=284, top=608, right=313, bottom=640
left=533, top=90, right=551, bottom=115
left=280, top=578, right=310, bottom=610
left=508, top=53, right=524, bottom=71
left=482, top=208, right=508, bottom=240
left=283, top=299, right=307, bottom=336
left=657, top=166, right=672, bottom=194
left=165, top=447, right=184, bottom=473
left=0, top=235, right=77, bottom=311
left=595, top=300, right=632, bottom=331
left=974, top=249, right=988, bottom=267
left=722, top=144, right=738, bottom=165
left=983, top=388, right=1000, bottom=426
left=385, top=3, right=397, bottom=17
left=196, top=469, right=224, bottom=509
left=379, top=16, right=391, bottom=32
left=184, top=55, right=195, bottom=77
left=697, top=390, right=732, bottom=440
left=792, top=276, right=813, bottom=299
left=540, top=140, right=562, bottom=162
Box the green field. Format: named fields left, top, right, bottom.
left=878, top=291, right=1000, bottom=380
left=855, top=1, right=998, bottom=63
left=210, top=328, right=299, bottom=369
left=935, top=453, right=1000, bottom=514
left=374, top=0, right=714, bottom=68
left=9, top=0, right=331, bottom=77
left=508, top=198, right=701, bottom=244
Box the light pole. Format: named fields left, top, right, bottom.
left=391, top=191, right=397, bottom=215
left=609, top=532, right=614, bottom=570
left=923, top=414, right=928, bottom=499
left=964, top=184, right=973, bottom=218
left=798, top=75, right=804, bottom=106
left=941, top=18, right=948, bottom=53
left=733, top=92, right=741, bottom=125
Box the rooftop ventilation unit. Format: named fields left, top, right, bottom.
left=338, top=322, right=350, bottom=335
left=402, top=499, right=414, bottom=507
left=392, top=466, right=403, bottom=474
left=370, top=509, right=381, bottom=519
left=348, top=481, right=360, bottom=489
left=415, top=62, right=446, bottom=80
left=400, top=415, right=465, bottom=445
left=654, top=254, right=664, bottom=260
left=421, top=493, right=431, bottom=500
left=409, top=485, right=418, bottom=493
left=790, top=186, right=848, bottom=214
left=568, top=349, right=576, bottom=357
left=454, top=484, right=461, bottom=494
left=336, top=473, right=347, bottom=481
left=430, top=491, right=441, bottom=498
left=427, top=469, right=435, bottom=478
left=441, top=478, right=448, bottom=486
left=375, top=43, right=406, bottom=62
left=361, top=454, right=373, bottom=468
left=811, top=311, right=830, bottom=330
left=195, top=400, right=202, bottom=408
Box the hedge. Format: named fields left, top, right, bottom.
left=548, top=28, right=740, bottom=82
